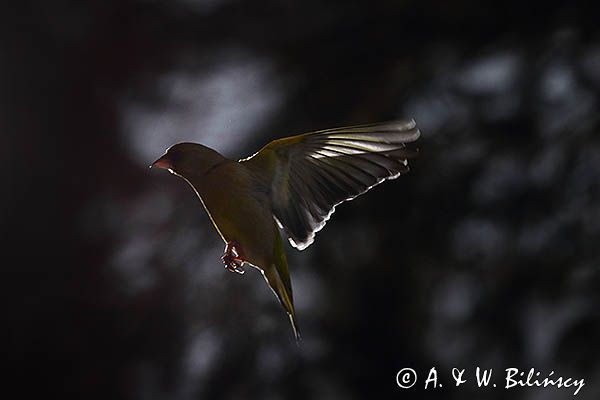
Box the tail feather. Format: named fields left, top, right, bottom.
left=261, top=266, right=301, bottom=342
left=261, top=228, right=301, bottom=342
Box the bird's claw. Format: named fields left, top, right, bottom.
left=223, top=257, right=245, bottom=274
left=222, top=241, right=245, bottom=274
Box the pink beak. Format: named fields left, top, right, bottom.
left=150, top=155, right=172, bottom=170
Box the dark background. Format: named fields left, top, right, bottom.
left=3, top=1, right=600, bottom=399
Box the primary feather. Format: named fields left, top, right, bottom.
left=241, top=120, right=420, bottom=250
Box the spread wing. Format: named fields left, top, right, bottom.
left=240, top=120, right=420, bottom=250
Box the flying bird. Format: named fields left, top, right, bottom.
left=151, top=120, right=420, bottom=340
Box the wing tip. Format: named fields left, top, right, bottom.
left=394, top=118, right=417, bottom=130
left=404, top=125, right=421, bottom=143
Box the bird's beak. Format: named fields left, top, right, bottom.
left=150, top=155, right=172, bottom=170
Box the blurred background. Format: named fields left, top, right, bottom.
left=3, top=0, right=600, bottom=399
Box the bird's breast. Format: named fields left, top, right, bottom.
left=191, top=163, right=276, bottom=266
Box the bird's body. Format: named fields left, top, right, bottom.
left=190, top=160, right=272, bottom=260
left=157, top=145, right=299, bottom=336
left=152, top=120, right=420, bottom=341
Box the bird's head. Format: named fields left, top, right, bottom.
left=150, top=142, right=227, bottom=178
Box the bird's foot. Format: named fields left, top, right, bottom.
left=222, top=241, right=245, bottom=274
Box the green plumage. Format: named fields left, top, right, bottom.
left=152, top=120, right=420, bottom=340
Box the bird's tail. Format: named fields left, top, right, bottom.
left=262, top=231, right=301, bottom=342
left=262, top=266, right=300, bottom=341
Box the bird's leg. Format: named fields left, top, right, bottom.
left=222, top=241, right=246, bottom=274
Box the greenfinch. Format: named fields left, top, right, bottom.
left=151, top=120, right=420, bottom=340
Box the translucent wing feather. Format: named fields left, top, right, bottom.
left=241, top=120, right=420, bottom=250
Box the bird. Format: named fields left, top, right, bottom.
left=151, top=120, right=420, bottom=341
